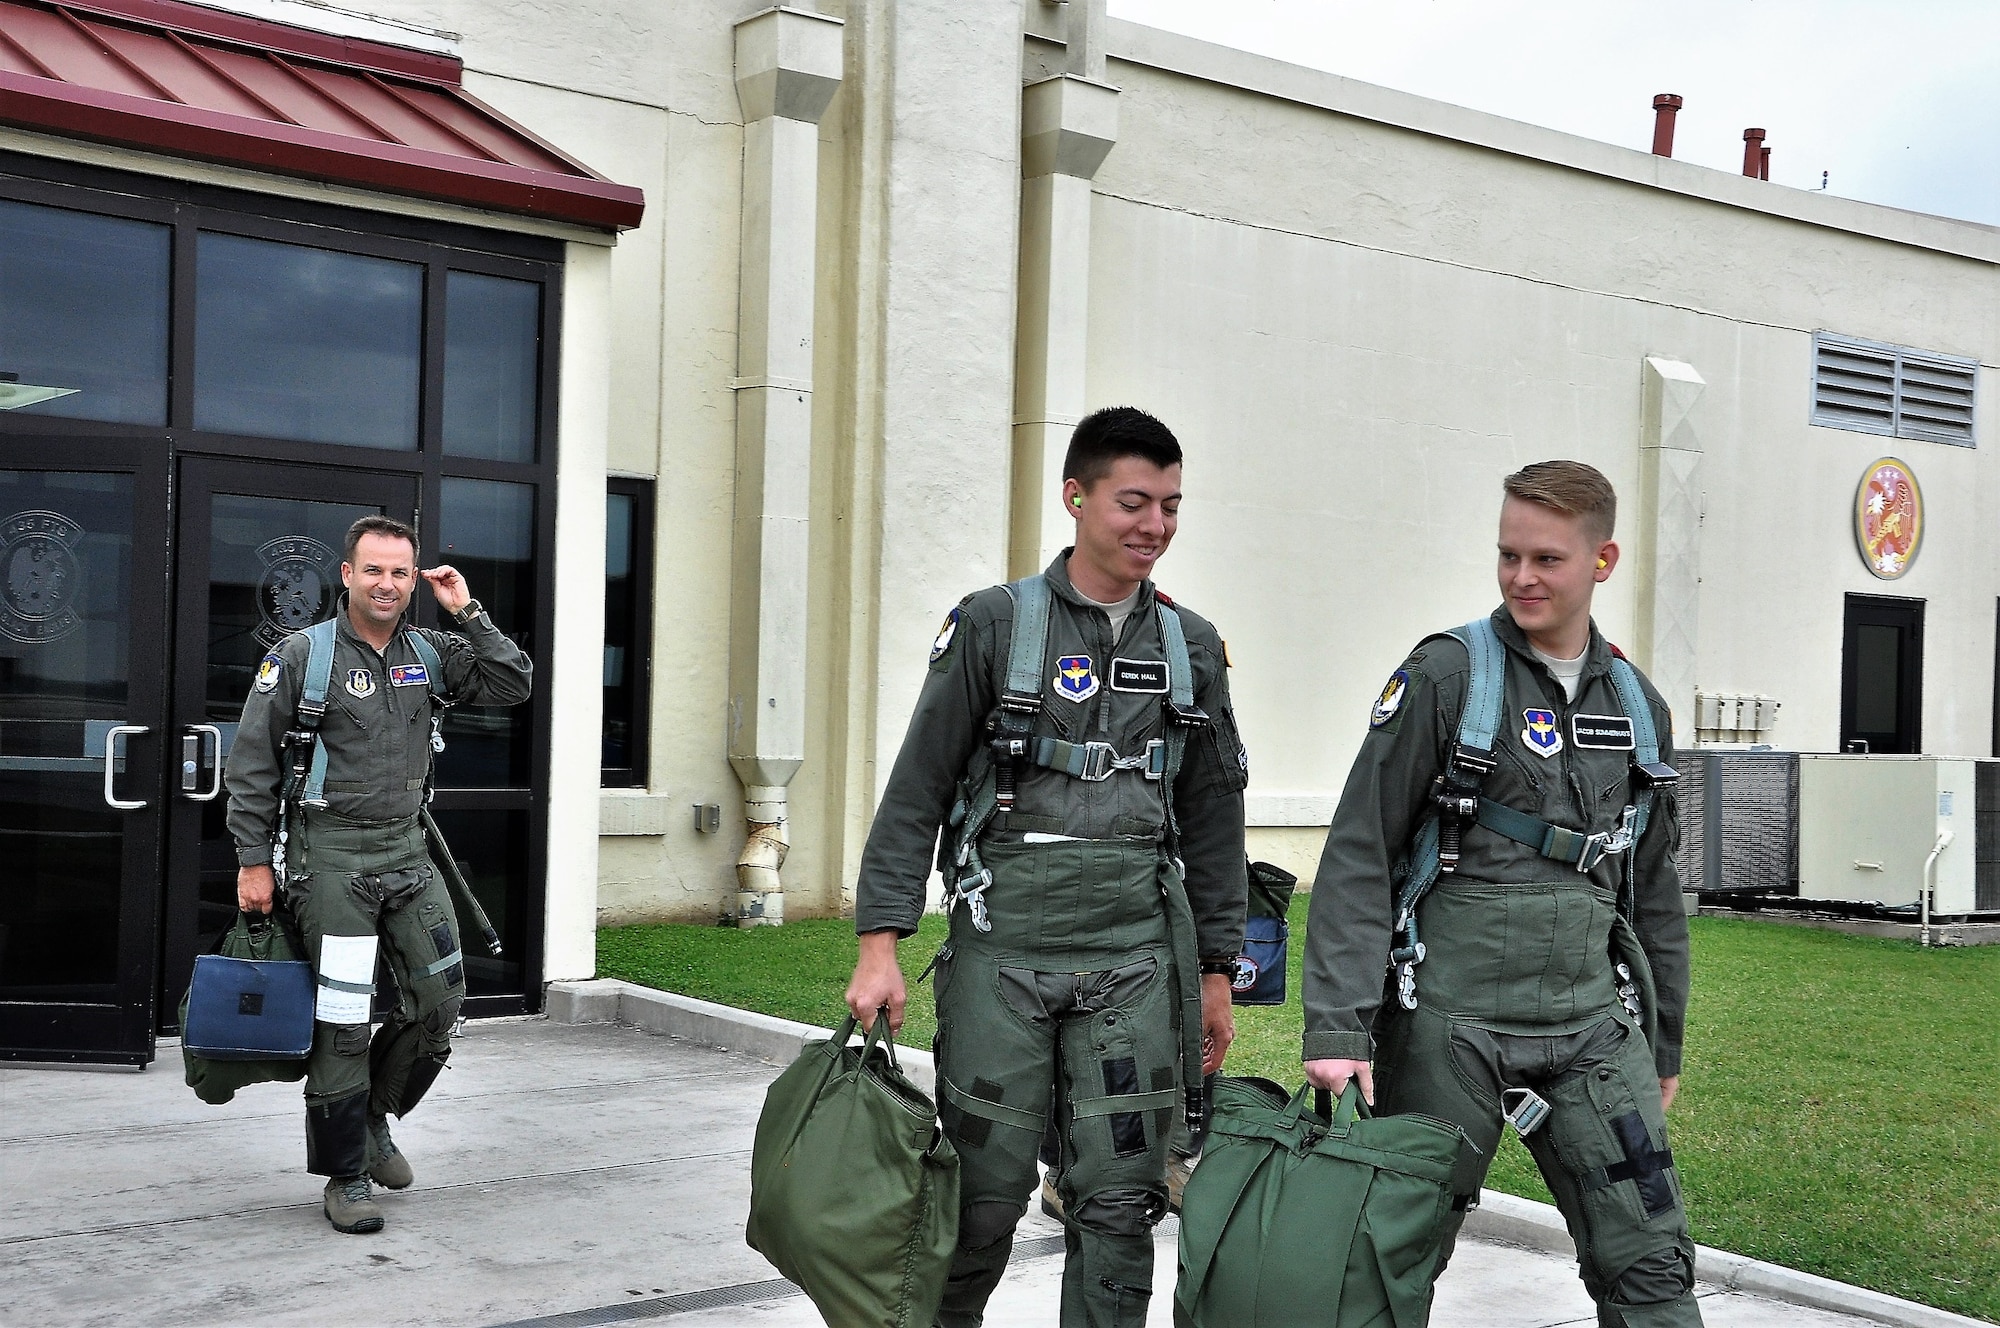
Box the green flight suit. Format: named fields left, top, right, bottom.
left=224, top=595, right=532, bottom=1177
left=856, top=552, right=1249, bottom=1328
left=1302, top=609, right=1701, bottom=1328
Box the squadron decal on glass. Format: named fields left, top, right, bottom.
left=0, top=509, right=84, bottom=645
left=255, top=535, right=339, bottom=646
left=1053, top=654, right=1099, bottom=702
left=1521, top=707, right=1563, bottom=757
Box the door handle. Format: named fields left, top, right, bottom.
left=103, top=725, right=149, bottom=810
left=183, top=725, right=224, bottom=802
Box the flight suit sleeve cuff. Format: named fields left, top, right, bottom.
left=236, top=843, right=272, bottom=868
left=1302, top=1030, right=1373, bottom=1063
left=1653, top=1045, right=1682, bottom=1080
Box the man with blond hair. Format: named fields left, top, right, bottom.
left=1302, top=461, right=1702, bottom=1327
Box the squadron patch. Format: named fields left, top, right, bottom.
left=1053, top=654, right=1099, bottom=702
left=1521, top=708, right=1563, bottom=757
left=929, top=609, right=960, bottom=664
left=345, top=668, right=377, bottom=699
left=1370, top=670, right=1411, bottom=729
left=254, top=653, right=283, bottom=694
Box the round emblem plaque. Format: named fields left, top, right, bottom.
left=0, top=509, right=85, bottom=645
left=1854, top=457, right=1923, bottom=581
left=255, top=535, right=339, bottom=645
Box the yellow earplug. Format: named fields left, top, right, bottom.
left=1597, top=558, right=1608, bottom=569
left=1072, top=495, right=1084, bottom=508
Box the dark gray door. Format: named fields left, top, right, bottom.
left=0, top=439, right=169, bottom=1064
left=1841, top=593, right=1924, bottom=755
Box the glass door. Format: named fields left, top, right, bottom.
left=1841, top=593, right=1925, bottom=755
left=0, top=439, right=168, bottom=1064
left=158, top=457, right=415, bottom=1030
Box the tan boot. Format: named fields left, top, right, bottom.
left=1166, top=1152, right=1197, bottom=1214
left=323, top=1175, right=384, bottom=1234
left=1039, top=1171, right=1066, bottom=1223
left=367, top=1114, right=414, bottom=1190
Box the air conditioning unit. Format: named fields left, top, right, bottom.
left=1796, top=756, right=1993, bottom=914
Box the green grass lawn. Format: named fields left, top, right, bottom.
left=598, top=910, right=2000, bottom=1322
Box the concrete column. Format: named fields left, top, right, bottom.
left=1635, top=356, right=1706, bottom=730
left=1010, top=71, right=1118, bottom=577
left=545, top=238, right=615, bottom=980
left=729, top=6, right=843, bottom=925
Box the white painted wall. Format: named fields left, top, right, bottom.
left=1083, top=28, right=1998, bottom=860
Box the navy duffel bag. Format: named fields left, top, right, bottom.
left=183, top=909, right=314, bottom=1062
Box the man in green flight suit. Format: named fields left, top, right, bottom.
left=226, top=515, right=533, bottom=1235
left=1303, top=461, right=1703, bottom=1328
left=845, top=407, right=1250, bottom=1328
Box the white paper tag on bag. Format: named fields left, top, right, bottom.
left=315, top=934, right=377, bottom=1024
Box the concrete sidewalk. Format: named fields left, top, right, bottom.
left=0, top=999, right=1982, bottom=1328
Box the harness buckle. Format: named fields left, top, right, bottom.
left=945, top=869, right=995, bottom=933
left=1574, top=805, right=1639, bottom=873
left=1164, top=701, right=1209, bottom=729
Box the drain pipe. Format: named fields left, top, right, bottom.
left=726, top=7, right=843, bottom=926
left=1921, top=829, right=1953, bottom=948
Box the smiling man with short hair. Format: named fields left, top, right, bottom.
left=845, top=406, right=1249, bottom=1328
left=1302, top=460, right=1702, bottom=1328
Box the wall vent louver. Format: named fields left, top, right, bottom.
left=1813, top=332, right=1978, bottom=447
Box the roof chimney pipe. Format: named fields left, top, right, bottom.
left=1760, top=145, right=1771, bottom=181
left=1651, top=94, right=1682, bottom=157
left=1742, top=128, right=1766, bottom=177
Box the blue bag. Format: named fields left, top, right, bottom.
left=183, top=911, right=315, bottom=1061
left=1229, top=861, right=1296, bottom=1007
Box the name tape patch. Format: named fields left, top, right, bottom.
left=390, top=663, right=431, bottom=688
left=1572, top=714, right=1636, bottom=750
left=1110, top=658, right=1169, bottom=693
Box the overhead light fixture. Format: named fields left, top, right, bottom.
left=0, top=371, right=81, bottom=410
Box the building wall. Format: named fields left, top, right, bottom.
left=178, top=2, right=1993, bottom=932
left=1084, top=27, right=1998, bottom=874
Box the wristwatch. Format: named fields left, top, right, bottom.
left=1199, top=957, right=1239, bottom=977
left=449, top=598, right=485, bottom=627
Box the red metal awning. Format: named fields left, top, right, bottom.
left=0, top=0, right=644, bottom=230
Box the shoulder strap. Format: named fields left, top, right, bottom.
left=1000, top=575, right=1051, bottom=700
left=404, top=629, right=450, bottom=704
left=1450, top=616, right=1507, bottom=755
left=1607, top=656, right=1660, bottom=845
left=298, top=619, right=338, bottom=810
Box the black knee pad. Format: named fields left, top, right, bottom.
left=1611, top=1245, right=1696, bottom=1306
left=959, top=1200, right=1023, bottom=1252
left=305, top=1089, right=369, bottom=1177
left=368, top=1016, right=452, bottom=1118
left=1069, top=1186, right=1167, bottom=1238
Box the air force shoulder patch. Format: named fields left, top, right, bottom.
left=254, top=654, right=283, bottom=694
left=1370, top=670, right=1411, bottom=729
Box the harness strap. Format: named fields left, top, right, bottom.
left=1608, top=656, right=1660, bottom=844
left=298, top=621, right=452, bottom=811
left=937, top=1073, right=1045, bottom=1132
left=1474, top=797, right=1639, bottom=874
left=315, top=974, right=374, bottom=995
left=1069, top=1087, right=1182, bottom=1118
left=299, top=619, right=338, bottom=809
left=1027, top=735, right=1168, bottom=781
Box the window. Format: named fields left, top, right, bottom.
left=602, top=479, right=654, bottom=787
left=0, top=198, right=169, bottom=425
left=1840, top=593, right=1923, bottom=755
left=1812, top=332, right=1977, bottom=447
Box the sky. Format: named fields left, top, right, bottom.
left=1106, top=0, right=2000, bottom=228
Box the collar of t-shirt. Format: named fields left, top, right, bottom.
left=1079, top=585, right=1144, bottom=642
left=1530, top=643, right=1588, bottom=703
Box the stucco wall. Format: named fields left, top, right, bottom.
left=1085, top=35, right=1998, bottom=839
